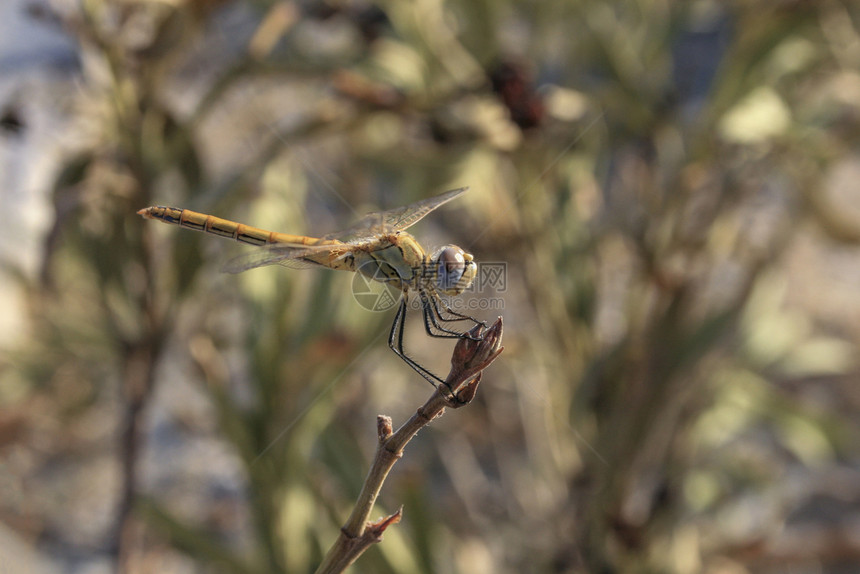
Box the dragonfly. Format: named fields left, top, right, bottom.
left=137, top=187, right=486, bottom=389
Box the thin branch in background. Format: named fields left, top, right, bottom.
left=314, top=318, right=504, bottom=574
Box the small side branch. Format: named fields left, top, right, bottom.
left=314, top=318, right=504, bottom=574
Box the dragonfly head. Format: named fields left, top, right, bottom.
left=430, top=245, right=477, bottom=295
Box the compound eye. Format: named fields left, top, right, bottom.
left=437, top=247, right=466, bottom=289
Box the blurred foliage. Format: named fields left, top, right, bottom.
left=3, top=0, right=860, bottom=573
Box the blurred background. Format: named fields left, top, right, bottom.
left=2, top=0, right=860, bottom=573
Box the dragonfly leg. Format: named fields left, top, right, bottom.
left=433, top=295, right=488, bottom=327
left=429, top=292, right=488, bottom=328
left=388, top=297, right=451, bottom=392
left=420, top=292, right=485, bottom=340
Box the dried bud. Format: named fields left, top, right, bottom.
left=446, top=317, right=504, bottom=400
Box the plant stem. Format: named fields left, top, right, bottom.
left=314, top=318, right=503, bottom=574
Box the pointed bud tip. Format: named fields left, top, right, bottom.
left=368, top=507, right=403, bottom=537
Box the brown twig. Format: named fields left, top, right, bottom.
left=314, top=317, right=504, bottom=574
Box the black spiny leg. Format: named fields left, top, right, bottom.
left=388, top=296, right=448, bottom=390
left=433, top=294, right=488, bottom=328
left=420, top=291, right=485, bottom=340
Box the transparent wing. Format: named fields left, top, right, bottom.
left=220, top=187, right=468, bottom=273
left=376, top=186, right=469, bottom=231
left=321, top=187, right=469, bottom=242
left=221, top=242, right=341, bottom=274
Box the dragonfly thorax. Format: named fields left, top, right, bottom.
left=428, top=245, right=477, bottom=295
